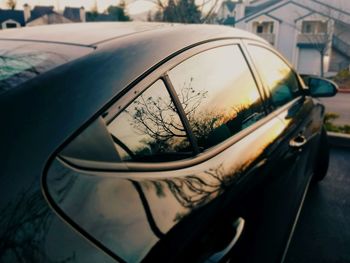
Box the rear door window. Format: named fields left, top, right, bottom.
left=168, top=45, right=265, bottom=151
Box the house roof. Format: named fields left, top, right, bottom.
left=63, top=7, right=82, bottom=22
left=0, top=9, right=25, bottom=26
left=27, top=12, right=73, bottom=26
left=245, top=0, right=280, bottom=16
left=28, top=5, right=54, bottom=22
left=223, top=1, right=237, bottom=13
left=236, top=0, right=350, bottom=24
left=236, top=0, right=350, bottom=25
left=223, top=16, right=236, bottom=25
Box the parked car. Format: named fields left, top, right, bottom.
left=0, top=22, right=337, bottom=263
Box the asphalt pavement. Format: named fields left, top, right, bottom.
left=284, top=147, right=350, bottom=263
left=320, top=93, right=350, bottom=126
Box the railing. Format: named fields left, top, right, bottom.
left=297, top=33, right=328, bottom=46
left=256, top=33, right=275, bottom=45
left=332, top=35, right=350, bottom=58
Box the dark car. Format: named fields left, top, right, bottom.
left=0, top=22, right=337, bottom=263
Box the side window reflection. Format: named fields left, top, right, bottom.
left=107, top=80, right=192, bottom=162
left=168, top=45, right=265, bottom=151
left=248, top=45, right=301, bottom=108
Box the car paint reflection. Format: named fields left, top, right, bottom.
left=46, top=114, right=290, bottom=262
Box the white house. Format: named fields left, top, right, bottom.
left=216, top=1, right=238, bottom=25
left=0, top=4, right=86, bottom=29
left=234, top=0, right=350, bottom=76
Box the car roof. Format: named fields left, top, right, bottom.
left=0, top=22, right=266, bottom=180
left=0, top=22, right=263, bottom=47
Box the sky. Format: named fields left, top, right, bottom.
left=0, top=0, right=158, bottom=15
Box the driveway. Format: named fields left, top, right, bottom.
left=320, top=93, right=350, bottom=126
left=284, top=147, right=350, bottom=263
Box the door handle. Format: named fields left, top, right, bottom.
left=289, top=135, right=307, bottom=149
left=205, top=217, right=245, bottom=263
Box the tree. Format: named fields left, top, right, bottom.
left=149, top=0, right=220, bottom=24
left=86, top=3, right=99, bottom=21
left=6, top=0, right=16, bottom=10
left=106, top=1, right=131, bottom=21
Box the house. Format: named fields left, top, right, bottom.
left=25, top=5, right=86, bottom=26
left=0, top=4, right=86, bottom=29
left=63, top=7, right=86, bottom=23
left=216, top=1, right=238, bottom=26
left=24, top=5, right=71, bottom=26
left=234, top=0, right=350, bottom=76
left=0, top=9, right=25, bottom=29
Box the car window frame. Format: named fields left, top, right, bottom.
left=59, top=39, right=277, bottom=172
left=243, top=40, right=306, bottom=114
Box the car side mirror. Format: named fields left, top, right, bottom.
left=301, top=75, right=338, bottom=97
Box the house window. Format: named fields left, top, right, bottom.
left=257, top=25, right=263, bottom=33
left=5, top=22, right=18, bottom=28
left=302, top=21, right=327, bottom=34
left=254, top=21, right=274, bottom=34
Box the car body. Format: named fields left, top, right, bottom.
left=0, top=22, right=337, bottom=263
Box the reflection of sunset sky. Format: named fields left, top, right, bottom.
left=248, top=46, right=293, bottom=93
left=169, top=45, right=261, bottom=120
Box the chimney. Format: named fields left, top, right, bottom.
left=80, top=6, right=86, bottom=22
left=23, top=3, right=31, bottom=22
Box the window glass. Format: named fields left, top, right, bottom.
left=302, top=21, right=327, bottom=34
left=248, top=45, right=301, bottom=108
left=0, top=41, right=92, bottom=96
left=107, top=80, right=192, bottom=162
left=168, top=45, right=265, bottom=151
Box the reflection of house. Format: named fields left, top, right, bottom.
left=231, top=0, right=350, bottom=75
left=0, top=4, right=85, bottom=29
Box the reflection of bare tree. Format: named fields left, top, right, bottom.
left=122, top=78, right=208, bottom=155
left=127, top=90, right=186, bottom=142
left=124, top=77, right=258, bottom=155
left=0, top=185, right=75, bottom=262
left=141, top=164, right=243, bottom=223
left=164, top=164, right=229, bottom=208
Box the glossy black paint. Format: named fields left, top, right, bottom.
left=0, top=23, right=333, bottom=263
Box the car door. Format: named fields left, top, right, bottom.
left=44, top=40, right=301, bottom=263
left=241, top=42, right=324, bottom=263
